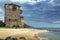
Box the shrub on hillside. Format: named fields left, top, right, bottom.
left=12, top=25, right=20, bottom=28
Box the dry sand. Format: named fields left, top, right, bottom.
left=0, top=28, right=49, bottom=39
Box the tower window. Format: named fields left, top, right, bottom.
left=9, top=19, right=11, bottom=21
left=15, top=19, right=17, bottom=21
left=12, top=6, right=16, bottom=11
left=20, top=10, right=22, bottom=14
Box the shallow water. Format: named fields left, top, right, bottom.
left=39, top=31, right=60, bottom=40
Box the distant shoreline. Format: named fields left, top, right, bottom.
left=33, top=28, right=60, bottom=32
left=48, top=30, right=60, bottom=32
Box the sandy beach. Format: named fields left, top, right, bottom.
left=0, top=28, right=49, bottom=40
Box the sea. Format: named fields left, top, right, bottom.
left=38, top=28, right=60, bottom=40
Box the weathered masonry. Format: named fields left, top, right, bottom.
left=4, top=3, right=24, bottom=27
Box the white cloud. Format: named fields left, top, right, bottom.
left=10, top=0, right=20, bottom=2
left=48, top=0, right=55, bottom=5
left=10, top=0, right=48, bottom=5
left=0, top=16, right=4, bottom=22
left=52, top=21, right=60, bottom=24
left=50, top=0, right=54, bottom=3
left=0, top=9, right=3, bottom=13
left=10, top=0, right=37, bottom=5
left=0, top=0, right=7, bottom=2
left=0, top=9, right=4, bottom=22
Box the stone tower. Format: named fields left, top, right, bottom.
left=4, top=3, right=24, bottom=27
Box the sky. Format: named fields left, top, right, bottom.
left=0, top=0, right=60, bottom=28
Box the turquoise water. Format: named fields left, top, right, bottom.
left=39, top=31, right=60, bottom=40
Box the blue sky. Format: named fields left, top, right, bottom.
left=0, top=0, right=60, bottom=28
